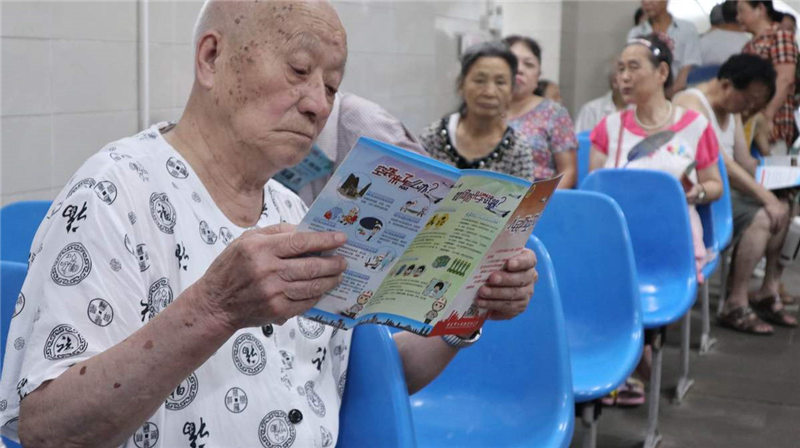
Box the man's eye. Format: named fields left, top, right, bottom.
left=291, top=65, right=309, bottom=76
left=326, top=85, right=338, bottom=98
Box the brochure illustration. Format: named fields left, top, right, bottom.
left=297, top=136, right=560, bottom=336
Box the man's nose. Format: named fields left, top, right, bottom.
left=297, top=73, right=330, bottom=121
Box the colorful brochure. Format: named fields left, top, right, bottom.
left=297, top=137, right=560, bottom=336
left=755, top=156, right=800, bottom=190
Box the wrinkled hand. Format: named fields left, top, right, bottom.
left=476, top=248, right=538, bottom=320
left=764, top=197, right=789, bottom=233
left=193, top=223, right=347, bottom=330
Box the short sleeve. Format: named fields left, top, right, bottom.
left=695, top=123, right=720, bottom=170
left=680, top=23, right=702, bottom=68
left=548, top=104, right=578, bottom=154
left=590, top=117, right=610, bottom=155
left=771, top=29, right=798, bottom=65
left=0, top=163, right=148, bottom=427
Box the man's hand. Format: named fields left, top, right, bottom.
left=191, top=223, right=348, bottom=331
left=764, top=197, right=790, bottom=233
left=477, top=248, right=538, bottom=320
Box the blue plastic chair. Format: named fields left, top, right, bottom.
left=0, top=201, right=52, bottom=263
left=576, top=131, right=591, bottom=188
left=1, top=260, right=26, bottom=448
left=410, top=235, right=574, bottom=448
left=535, top=190, right=643, bottom=448
left=581, top=169, right=698, bottom=448
left=338, top=324, right=415, bottom=447
left=687, top=64, right=721, bottom=85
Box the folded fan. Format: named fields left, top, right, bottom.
left=624, top=130, right=676, bottom=167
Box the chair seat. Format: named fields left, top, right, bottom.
left=571, top=339, right=643, bottom=402
left=639, top=277, right=698, bottom=328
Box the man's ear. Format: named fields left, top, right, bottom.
left=196, top=31, right=222, bottom=89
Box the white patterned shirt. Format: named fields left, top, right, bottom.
left=0, top=123, right=351, bottom=448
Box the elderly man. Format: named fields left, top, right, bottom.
left=0, top=1, right=538, bottom=447
left=675, top=54, right=797, bottom=334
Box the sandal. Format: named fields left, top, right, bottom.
left=718, top=306, right=774, bottom=335
left=749, top=295, right=798, bottom=327
left=616, top=377, right=645, bottom=407
left=601, top=377, right=645, bottom=407
left=779, top=284, right=798, bottom=307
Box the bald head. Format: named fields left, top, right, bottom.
left=193, top=0, right=346, bottom=60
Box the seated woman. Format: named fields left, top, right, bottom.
left=503, top=35, right=578, bottom=188
left=419, top=41, right=535, bottom=179
left=589, top=34, right=723, bottom=282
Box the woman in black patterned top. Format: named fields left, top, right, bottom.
left=419, top=42, right=535, bottom=180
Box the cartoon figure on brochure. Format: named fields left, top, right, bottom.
left=341, top=290, right=373, bottom=318
left=364, top=248, right=397, bottom=271
left=424, top=296, right=448, bottom=324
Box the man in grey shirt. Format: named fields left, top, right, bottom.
left=700, top=1, right=751, bottom=66
left=627, top=0, right=702, bottom=94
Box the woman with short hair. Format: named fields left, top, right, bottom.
left=419, top=41, right=535, bottom=179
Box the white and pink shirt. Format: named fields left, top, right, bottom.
left=590, top=107, right=719, bottom=184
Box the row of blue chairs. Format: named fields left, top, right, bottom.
left=0, top=157, right=732, bottom=447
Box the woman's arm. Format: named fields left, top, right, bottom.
left=689, top=161, right=723, bottom=204
left=553, top=151, right=577, bottom=188
left=763, top=63, right=795, bottom=124
left=589, top=145, right=608, bottom=171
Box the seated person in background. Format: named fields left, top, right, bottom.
left=419, top=41, right=535, bottom=179
left=590, top=34, right=723, bottom=281
left=700, top=1, right=751, bottom=66
left=533, top=78, right=562, bottom=104
left=575, top=56, right=627, bottom=133
left=675, top=53, right=797, bottom=333
left=294, top=91, right=426, bottom=205
left=503, top=35, right=578, bottom=188
left=627, top=0, right=702, bottom=94
left=0, top=2, right=540, bottom=447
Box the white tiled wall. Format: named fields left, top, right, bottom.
left=1, top=0, right=497, bottom=205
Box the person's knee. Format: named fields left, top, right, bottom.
left=749, top=209, right=771, bottom=235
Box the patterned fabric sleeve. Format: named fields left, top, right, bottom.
left=590, top=116, right=610, bottom=155
left=0, top=158, right=148, bottom=427
left=548, top=103, right=578, bottom=154
left=695, top=123, right=720, bottom=170
left=771, top=29, right=798, bottom=65
left=418, top=120, right=443, bottom=156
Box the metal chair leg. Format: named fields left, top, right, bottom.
left=579, top=401, right=600, bottom=448
left=676, top=313, right=694, bottom=402
left=644, top=329, right=664, bottom=448
left=699, top=281, right=717, bottom=355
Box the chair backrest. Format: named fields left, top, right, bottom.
left=1, top=261, right=27, bottom=369
left=576, top=131, right=591, bottom=188
left=687, top=64, right=721, bottom=85
left=581, top=169, right=697, bottom=328
left=410, top=235, right=574, bottom=448
left=338, top=324, right=415, bottom=447
left=534, top=190, right=643, bottom=402
left=0, top=201, right=52, bottom=263
left=697, top=155, right=733, bottom=253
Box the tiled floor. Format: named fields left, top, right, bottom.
left=570, top=265, right=800, bottom=448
